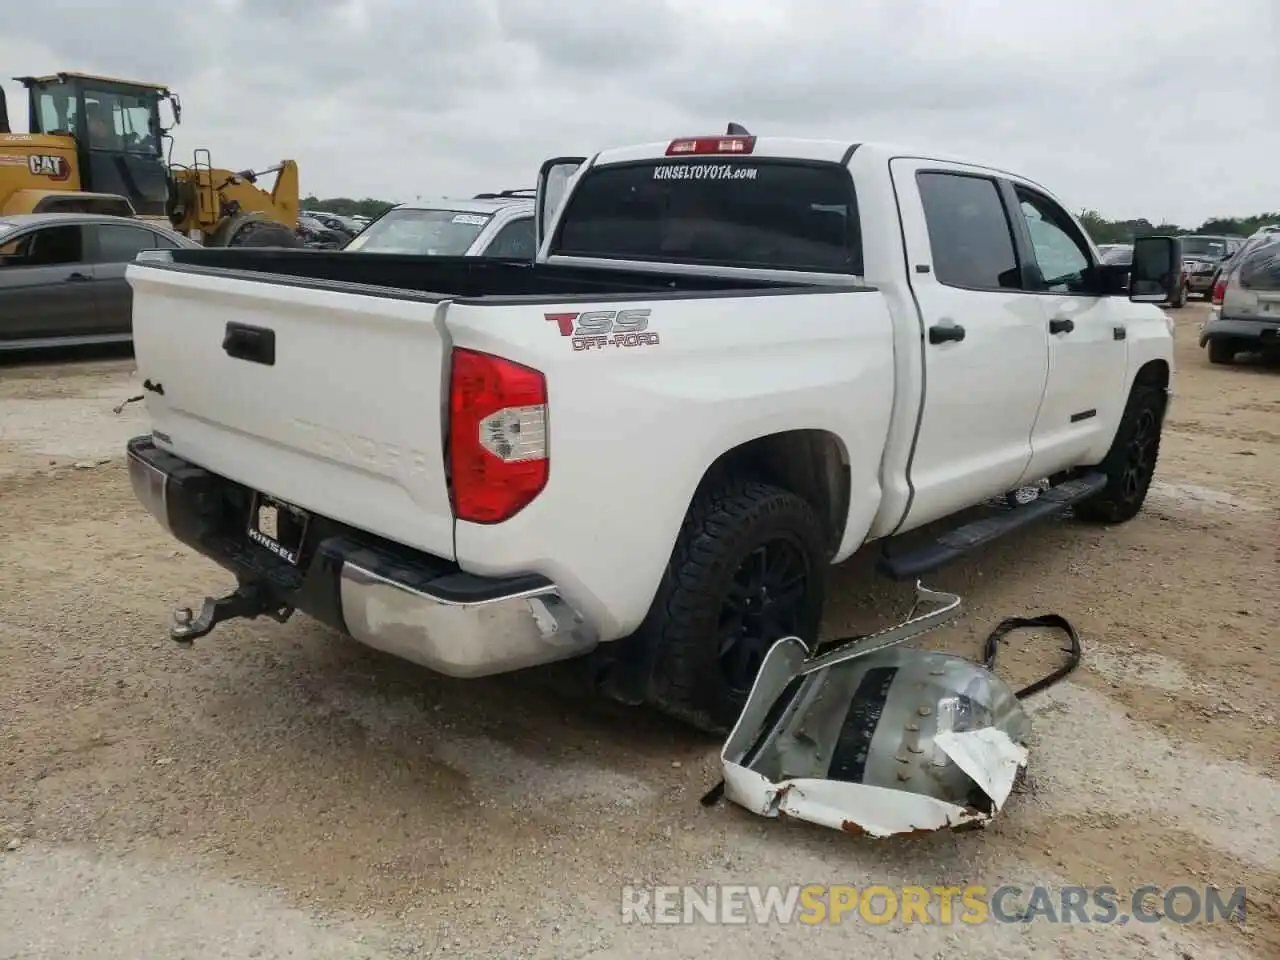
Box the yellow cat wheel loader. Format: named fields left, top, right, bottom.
left=0, top=71, right=299, bottom=246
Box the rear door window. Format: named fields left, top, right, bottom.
left=483, top=217, right=535, bottom=258
left=551, top=159, right=861, bottom=273
left=915, top=172, right=1021, bottom=290
left=1237, top=236, right=1280, bottom=290
left=90, top=223, right=159, bottom=262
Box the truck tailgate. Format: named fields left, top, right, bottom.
left=127, top=265, right=457, bottom=560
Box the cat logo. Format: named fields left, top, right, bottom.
left=27, top=154, right=70, bottom=181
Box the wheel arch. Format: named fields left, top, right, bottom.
left=692, top=428, right=851, bottom=558
left=1133, top=358, right=1170, bottom=393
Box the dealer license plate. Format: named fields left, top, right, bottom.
left=246, top=493, right=309, bottom=565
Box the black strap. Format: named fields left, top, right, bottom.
left=982, top=613, right=1081, bottom=699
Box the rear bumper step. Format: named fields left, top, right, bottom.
left=1199, top=315, right=1280, bottom=346
left=876, top=472, right=1108, bottom=581
left=126, top=435, right=597, bottom=677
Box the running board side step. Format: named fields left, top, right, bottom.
left=876, top=472, right=1108, bottom=581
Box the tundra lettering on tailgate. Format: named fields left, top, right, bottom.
left=545, top=309, right=661, bottom=351
left=290, top=419, right=435, bottom=484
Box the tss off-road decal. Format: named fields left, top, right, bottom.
left=545, top=309, right=660, bottom=351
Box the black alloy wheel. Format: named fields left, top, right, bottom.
left=716, top=537, right=811, bottom=696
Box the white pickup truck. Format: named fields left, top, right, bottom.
left=124, top=130, right=1179, bottom=734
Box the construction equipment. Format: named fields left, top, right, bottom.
left=0, top=71, right=299, bottom=246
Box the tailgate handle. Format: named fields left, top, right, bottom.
left=222, top=322, right=276, bottom=366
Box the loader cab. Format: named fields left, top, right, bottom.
left=17, top=72, right=173, bottom=216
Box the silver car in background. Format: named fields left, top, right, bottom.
left=1199, top=231, right=1280, bottom=364
left=344, top=191, right=536, bottom=259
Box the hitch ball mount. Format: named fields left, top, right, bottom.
left=170, top=580, right=294, bottom=643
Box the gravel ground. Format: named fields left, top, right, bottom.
left=1, top=307, right=1276, bottom=959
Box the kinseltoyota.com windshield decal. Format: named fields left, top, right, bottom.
left=652, top=164, right=760, bottom=181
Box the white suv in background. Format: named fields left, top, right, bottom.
left=343, top=190, right=536, bottom=258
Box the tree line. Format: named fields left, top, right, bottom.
left=304, top=194, right=1278, bottom=245
left=1077, top=211, right=1278, bottom=245
left=301, top=196, right=397, bottom=219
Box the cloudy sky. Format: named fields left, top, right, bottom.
left=4, top=0, right=1277, bottom=225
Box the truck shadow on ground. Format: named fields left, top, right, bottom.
left=225, top=500, right=1094, bottom=774
left=144, top=502, right=1102, bottom=900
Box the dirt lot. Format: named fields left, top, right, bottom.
left=1, top=307, right=1276, bottom=959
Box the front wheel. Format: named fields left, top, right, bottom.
left=639, top=479, right=827, bottom=735
left=1074, top=384, right=1166, bottom=524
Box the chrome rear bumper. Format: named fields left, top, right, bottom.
left=337, top=561, right=596, bottom=678
left=126, top=435, right=598, bottom=677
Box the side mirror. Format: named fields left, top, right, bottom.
left=534, top=156, right=586, bottom=257
left=1129, top=235, right=1183, bottom=303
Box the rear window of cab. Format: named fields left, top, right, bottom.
left=551, top=158, right=862, bottom=274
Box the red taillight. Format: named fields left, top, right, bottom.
left=448, top=349, right=548, bottom=524
left=665, top=135, right=756, bottom=156
left=1211, top=276, right=1226, bottom=305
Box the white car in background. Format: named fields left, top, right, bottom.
left=344, top=191, right=536, bottom=258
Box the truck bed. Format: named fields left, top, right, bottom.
left=126, top=248, right=885, bottom=587
left=151, top=248, right=830, bottom=301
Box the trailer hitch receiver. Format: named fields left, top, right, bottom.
left=170, top=581, right=294, bottom=643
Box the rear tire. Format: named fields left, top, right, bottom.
left=639, top=479, right=827, bottom=736
left=1074, top=384, right=1166, bottom=524
left=1207, top=338, right=1236, bottom=365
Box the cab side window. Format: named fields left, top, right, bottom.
left=916, top=172, right=1022, bottom=290
left=484, top=217, right=536, bottom=259
left=1015, top=188, right=1093, bottom=294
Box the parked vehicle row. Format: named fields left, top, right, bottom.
left=122, top=129, right=1180, bottom=735
left=300, top=210, right=366, bottom=238
left=0, top=189, right=543, bottom=349
left=1179, top=234, right=1246, bottom=299
left=295, top=215, right=349, bottom=249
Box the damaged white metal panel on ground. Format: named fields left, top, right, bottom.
left=718, top=583, right=1033, bottom=837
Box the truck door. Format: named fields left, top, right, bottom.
left=1005, top=182, right=1130, bottom=478
left=888, top=159, right=1050, bottom=529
